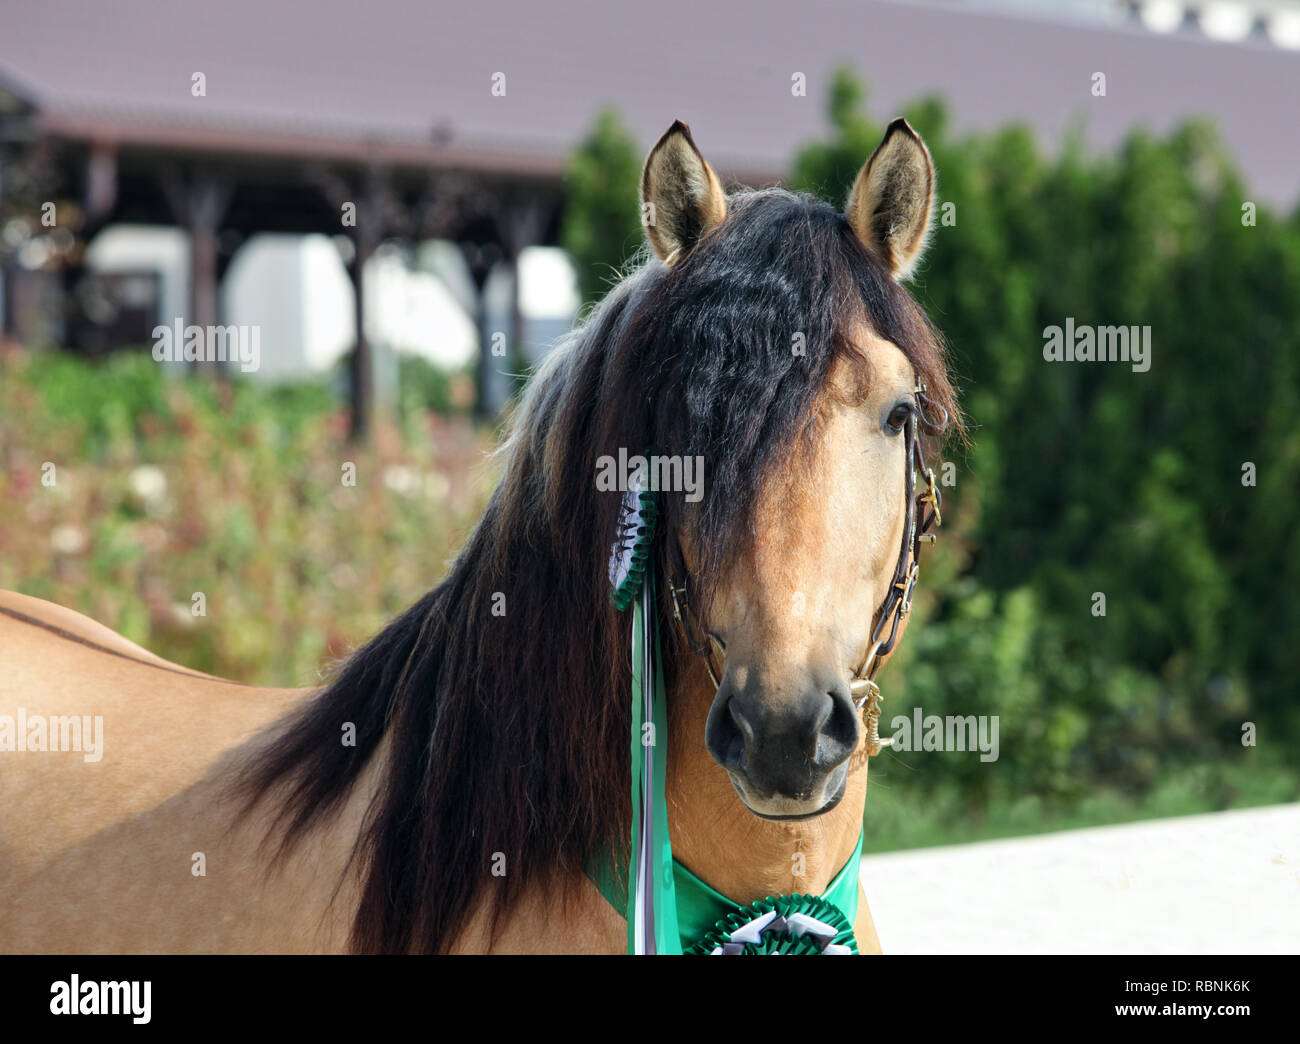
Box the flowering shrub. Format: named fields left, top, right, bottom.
left=0, top=347, right=496, bottom=687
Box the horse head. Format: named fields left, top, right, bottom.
left=635, top=119, right=950, bottom=820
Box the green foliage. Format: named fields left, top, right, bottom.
left=790, top=68, right=883, bottom=205
left=24, top=348, right=335, bottom=459
left=0, top=348, right=495, bottom=687
left=560, top=108, right=645, bottom=307
left=787, top=71, right=1300, bottom=841
left=550, top=81, right=1298, bottom=840
left=397, top=354, right=464, bottom=418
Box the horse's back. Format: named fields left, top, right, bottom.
left=0, top=591, right=333, bottom=951
left=0, top=591, right=622, bottom=953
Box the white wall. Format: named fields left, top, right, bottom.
left=84, top=226, right=580, bottom=383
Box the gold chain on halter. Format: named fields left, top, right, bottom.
left=670, top=379, right=945, bottom=759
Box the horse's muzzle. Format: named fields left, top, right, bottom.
left=705, top=676, right=861, bottom=817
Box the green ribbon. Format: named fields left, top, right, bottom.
left=606, top=468, right=862, bottom=953
left=673, top=829, right=863, bottom=951
left=627, top=568, right=681, bottom=953
left=587, top=822, right=864, bottom=954
left=594, top=559, right=863, bottom=953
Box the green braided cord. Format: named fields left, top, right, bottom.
left=686, top=894, right=859, bottom=955
left=610, top=485, right=659, bottom=611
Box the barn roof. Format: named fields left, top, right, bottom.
left=0, top=0, right=1296, bottom=203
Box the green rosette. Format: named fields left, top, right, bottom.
left=686, top=894, right=859, bottom=955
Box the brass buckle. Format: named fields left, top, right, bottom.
left=899, top=560, right=920, bottom=617
left=668, top=579, right=687, bottom=625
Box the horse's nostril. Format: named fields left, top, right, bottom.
left=705, top=684, right=748, bottom=773
left=819, top=686, right=861, bottom=763
left=728, top=698, right=755, bottom=747
left=801, top=693, right=835, bottom=758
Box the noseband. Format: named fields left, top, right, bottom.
left=669, top=378, right=946, bottom=758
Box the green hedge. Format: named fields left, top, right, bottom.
left=564, top=71, right=1300, bottom=841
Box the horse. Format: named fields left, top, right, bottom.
left=0, top=117, right=959, bottom=954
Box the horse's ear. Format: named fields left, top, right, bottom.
left=845, top=118, right=935, bottom=281
left=640, top=120, right=728, bottom=266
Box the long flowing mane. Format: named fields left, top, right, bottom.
left=238, top=188, right=960, bottom=954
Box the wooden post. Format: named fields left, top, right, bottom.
left=500, top=194, right=550, bottom=398
left=347, top=234, right=374, bottom=441
left=508, top=248, right=524, bottom=380
left=344, top=167, right=393, bottom=442
left=460, top=241, right=498, bottom=418
left=308, top=163, right=394, bottom=442
left=2, top=143, right=21, bottom=341
left=57, top=142, right=118, bottom=353
left=190, top=224, right=218, bottom=336
left=161, top=169, right=232, bottom=375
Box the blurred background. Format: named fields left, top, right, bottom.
left=1, top=0, right=1297, bottom=865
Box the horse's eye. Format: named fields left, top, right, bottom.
left=886, top=403, right=913, bottom=435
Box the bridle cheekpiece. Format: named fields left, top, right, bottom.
left=669, top=378, right=946, bottom=758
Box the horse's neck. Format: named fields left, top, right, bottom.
left=665, top=662, right=868, bottom=904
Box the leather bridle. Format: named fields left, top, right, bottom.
left=669, top=379, right=946, bottom=758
